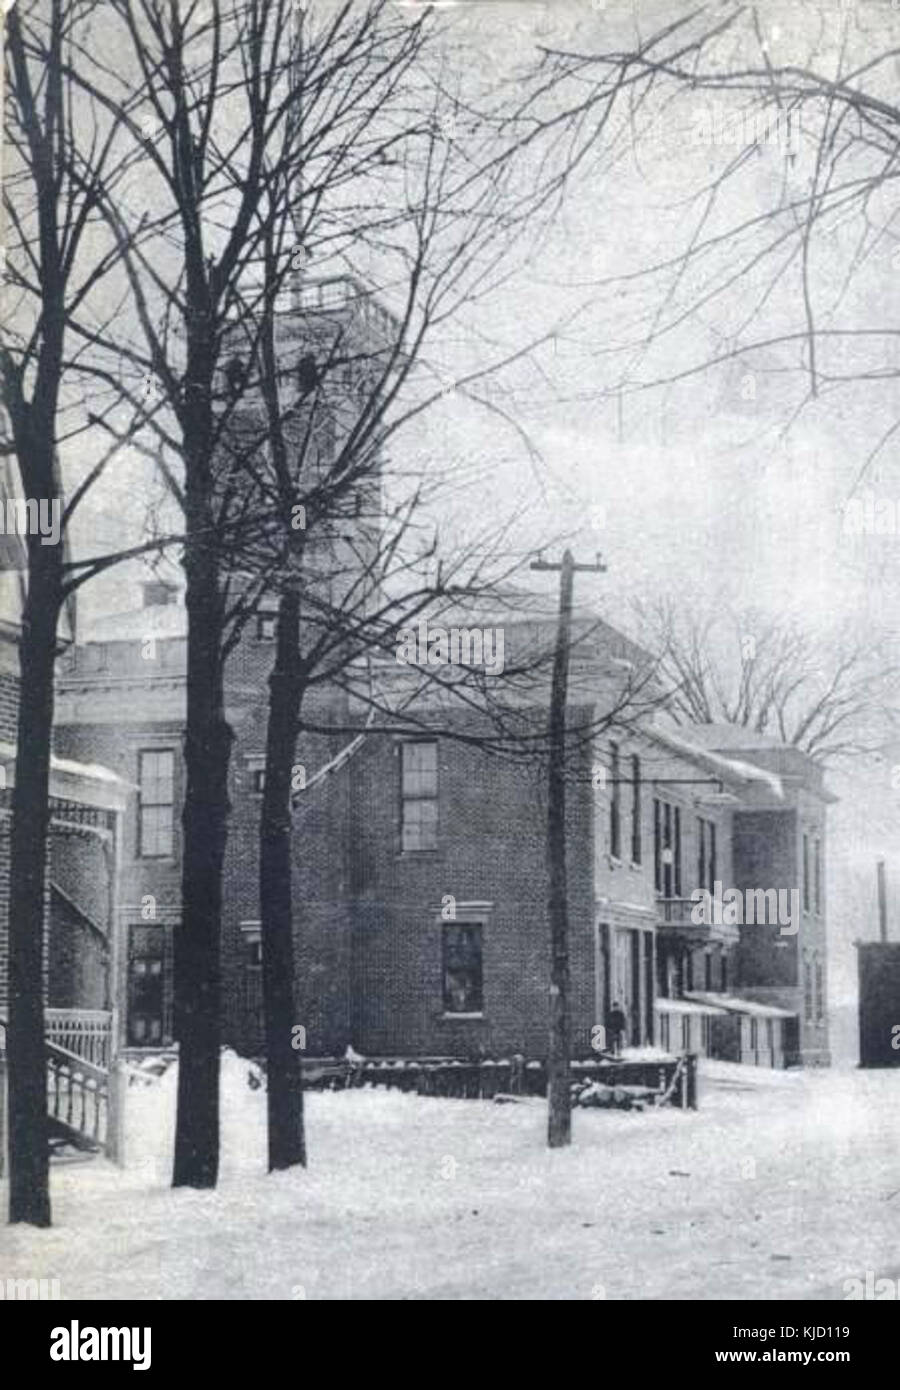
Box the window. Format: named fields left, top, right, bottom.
left=802, top=832, right=810, bottom=913
left=674, top=806, right=682, bottom=895
left=804, top=956, right=814, bottom=1023
left=766, top=1018, right=775, bottom=1053
left=257, top=611, right=277, bottom=641
left=654, top=798, right=662, bottom=892
left=242, top=925, right=263, bottom=1047
left=721, top=954, right=728, bottom=992
left=127, top=924, right=172, bottom=1046
left=609, top=742, right=621, bottom=859
left=704, top=952, right=713, bottom=992
left=442, top=922, right=483, bottom=1014
left=697, top=817, right=717, bottom=895
left=814, top=838, right=822, bottom=916
left=400, top=741, right=438, bottom=851
left=750, top=1017, right=758, bottom=1052
left=654, top=798, right=681, bottom=897
left=630, top=754, right=641, bottom=864
left=252, top=767, right=266, bottom=795
left=138, top=749, right=174, bottom=858
left=815, top=959, right=824, bottom=1024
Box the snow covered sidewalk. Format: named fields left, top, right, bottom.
left=3, top=1056, right=900, bottom=1300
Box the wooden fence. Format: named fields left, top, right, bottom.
left=303, top=1053, right=698, bottom=1109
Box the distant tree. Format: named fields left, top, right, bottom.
left=634, top=597, right=899, bottom=763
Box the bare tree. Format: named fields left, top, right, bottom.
left=61, top=0, right=569, bottom=1185
left=526, top=6, right=900, bottom=467
left=0, top=0, right=175, bottom=1226
left=634, top=596, right=899, bottom=762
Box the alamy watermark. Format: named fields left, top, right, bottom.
left=842, top=490, right=900, bottom=537
left=0, top=497, right=61, bottom=554
left=691, top=102, right=800, bottom=154
left=690, top=883, right=799, bottom=936
left=0, top=1276, right=61, bottom=1299
left=396, top=617, right=505, bottom=675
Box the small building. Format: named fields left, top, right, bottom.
left=855, top=941, right=900, bottom=1067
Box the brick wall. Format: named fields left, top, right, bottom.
left=48, top=884, right=109, bottom=1009
left=349, top=715, right=595, bottom=1060
left=0, top=670, right=19, bottom=744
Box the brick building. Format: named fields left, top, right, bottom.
left=55, top=594, right=833, bottom=1067
left=49, top=272, right=834, bottom=1069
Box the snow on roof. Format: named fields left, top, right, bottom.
left=685, top=991, right=797, bottom=1020
left=655, top=997, right=729, bottom=1016
left=0, top=741, right=132, bottom=805
left=79, top=602, right=187, bottom=644
left=646, top=724, right=784, bottom=799
left=683, top=722, right=794, bottom=752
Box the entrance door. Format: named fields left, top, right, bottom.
left=629, top=929, right=641, bottom=1044
left=127, top=924, right=171, bottom=1046
left=594, top=923, right=611, bottom=1040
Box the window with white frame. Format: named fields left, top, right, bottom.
left=442, top=921, right=483, bottom=1014
left=400, top=740, right=438, bottom=851
left=138, top=749, right=175, bottom=858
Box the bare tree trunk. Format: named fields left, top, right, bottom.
left=259, top=587, right=306, bottom=1171
left=546, top=551, right=574, bottom=1150
left=173, top=529, right=232, bottom=1189
left=8, top=546, right=62, bottom=1226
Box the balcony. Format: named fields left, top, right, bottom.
left=277, top=275, right=398, bottom=349
left=657, top=896, right=740, bottom=947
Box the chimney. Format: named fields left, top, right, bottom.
left=142, top=580, right=176, bottom=609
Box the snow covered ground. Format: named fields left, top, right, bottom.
left=4, top=1054, right=900, bottom=1300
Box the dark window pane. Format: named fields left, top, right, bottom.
left=630, top=755, right=641, bottom=863
left=442, top=923, right=483, bottom=1013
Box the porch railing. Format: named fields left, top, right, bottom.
left=45, top=1042, right=109, bottom=1150
left=44, top=1009, right=112, bottom=1070
left=0, top=1013, right=114, bottom=1164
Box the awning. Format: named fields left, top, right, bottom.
left=655, top=997, right=728, bottom=1016
left=684, top=991, right=797, bottom=1020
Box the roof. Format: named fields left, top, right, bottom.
left=684, top=991, right=797, bottom=1020
left=655, top=997, right=729, bottom=1016
left=680, top=722, right=794, bottom=753
left=78, top=601, right=187, bottom=644
left=645, top=723, right=784, bottom=798
left=0, top=740, right=132, bottom=811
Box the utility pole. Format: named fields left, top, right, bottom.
left=531, top=548, right=606, bottom=1148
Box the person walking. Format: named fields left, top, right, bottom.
left=606, top=1000, right=627, bottom=1057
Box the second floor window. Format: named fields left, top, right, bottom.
left=697, top=817, right=717, bottom=895
left=609, top=742, right=621, bottom=859
left=654, top=798, right=681, bottom=897
left=400, top=740, right=438, bottom=851
left=803, top=833, right=811, bottom=913
left=138, top=749, right=174, bottom=858
left=814, top=838, right=822, bottom=915
left=630, top=754, right=641, bottom=864
left=257, top=612, right=277, bottom=641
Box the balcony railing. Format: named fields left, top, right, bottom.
left=657, top=896, right=740, bottom=944
left=44, top=1008, right=112, bottom=1070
